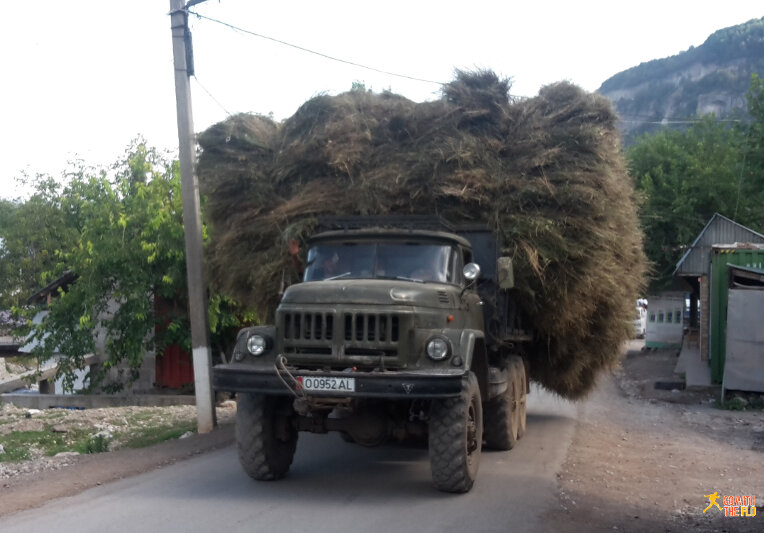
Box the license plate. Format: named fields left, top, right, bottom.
left=297, top=376, right=356, bottom=393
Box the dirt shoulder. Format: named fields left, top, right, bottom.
left=543, top=341, right=764, bottom=532
left=0, top=404, right=235, bottom=517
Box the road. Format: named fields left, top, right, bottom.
left=1, top=388, right=577, bottom=533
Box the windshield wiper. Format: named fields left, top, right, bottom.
left=325, top=272, right=352, bottom=281
left=375, top=274, right=424, bottom=283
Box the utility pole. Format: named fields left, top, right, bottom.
left=169, top=0, right=215, bottom=433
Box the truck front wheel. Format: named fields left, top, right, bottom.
left=236, top=393, right=298, bottom=481
left=428, top=372, right=483, bottom=493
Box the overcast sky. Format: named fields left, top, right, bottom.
left=1, top=1, right=762, bottom=199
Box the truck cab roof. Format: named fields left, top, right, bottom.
left=307, top=228, right=473, bottom=250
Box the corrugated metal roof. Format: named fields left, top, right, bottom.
left=673, top=213, right=764, bottom=277
left=728, top=264, right=764, bottom=274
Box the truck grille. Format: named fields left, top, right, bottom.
left=344, top=313, right=399, bottom=342
left=283, top=311, right=334, bottom=341
left=280, top=310, right=401, bottom=359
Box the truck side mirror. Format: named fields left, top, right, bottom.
left=497, top=257, right=514, bottom=289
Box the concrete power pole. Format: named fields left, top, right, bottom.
left=169, top=0, right=216, bottom=433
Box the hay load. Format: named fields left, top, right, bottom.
left=197, top=70, right=646, bottom=400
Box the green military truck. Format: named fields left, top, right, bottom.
left=213, top=216, right=532, bottom=493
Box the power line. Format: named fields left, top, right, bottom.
left=618, top=116, right=750, bottom=126
left=192, top=75, right=231, bottom=116
left=733, top=127, right=753, bottom=220
left=188, top=10, right=445, bottom=87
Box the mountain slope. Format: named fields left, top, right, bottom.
left=598, top=17, right=764, bottom=143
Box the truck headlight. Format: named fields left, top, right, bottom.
left=246, top=334, right=267, bottom=356
left=426, top=337, right=450, bottom=361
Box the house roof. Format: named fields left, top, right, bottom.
left=25, top=270, right=77, bottom=305
left=673, top=213, right=764, bottom=277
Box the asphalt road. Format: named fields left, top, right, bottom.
left=1, top=387, right=578, bottom=533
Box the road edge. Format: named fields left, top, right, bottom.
left=0, top=422, right=235, bottom=517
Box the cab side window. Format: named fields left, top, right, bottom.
left=449, top=247, right=464, bottom=284
left=456, top=247, right=472, bottom=285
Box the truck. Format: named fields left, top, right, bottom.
left=213, top=216, right=532, bottom=493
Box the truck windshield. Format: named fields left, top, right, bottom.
left=303, top=242, right=454, bottom=283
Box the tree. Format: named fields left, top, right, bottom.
left=628, top=75, right=764, bottom=289
left=739, top=74, right=764, bottom=229
left=22, top=142, right=253, bottom=392
left=0, top=176, right=81, bottom=308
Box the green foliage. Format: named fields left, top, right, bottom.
left=13, top=141, right=254, bottom=391
left=78, top=433, right=110, bottom=454
left=742, top=74, right=764, bottom=222
left=0, top=408, right=199, bottom=462
left=208, top=294, right=257, bottom=360
left=0, top=427, right=86, bottom=462
left=0, top=176, right=80, bottom=308
left=0, top=430, right=50, bottom=461
left=629, top=76, right=764, bottom=289
left=718, top=394, right=764, bottom=411
left=350, top=81, right=368, bottom=92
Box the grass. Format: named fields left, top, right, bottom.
left=77, top=434, right=110, bottom=454
left=0, top=428, right=91, bottom=461
left=716, top=392, right=764, bottom=411
left=3, top=355, right=36, bottom=368
left=0, top=410, right=198, bottom=463
left=121, top=422, right=196, bottom=449
left=126, top=411, right=158, bottom=423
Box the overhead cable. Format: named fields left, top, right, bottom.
left=188, top=10, right=445, bottom=87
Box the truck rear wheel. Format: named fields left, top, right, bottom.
left=236, top=393, right=297, bottom=481
left=428, top=372, right=483, bottom=493
left=483, top=361, right=520, bottom=450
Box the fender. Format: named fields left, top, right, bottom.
left=460, top=329, right=489, bottom=401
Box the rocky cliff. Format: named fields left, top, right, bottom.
left=598, top=17, right=764, bottom=143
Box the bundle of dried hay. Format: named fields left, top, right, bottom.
left=197, top=70, right=646, bottom=399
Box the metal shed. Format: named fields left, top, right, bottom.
left=673, top=213, right=764, bottom=363
left=674, top=214, right=764, bottom=277
left=723, top=264, right=764, bottom=395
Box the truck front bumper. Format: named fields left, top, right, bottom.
left=213, top=364, right=465, bottom=399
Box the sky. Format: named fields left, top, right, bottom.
left=1, top=0, right=762, bottom=200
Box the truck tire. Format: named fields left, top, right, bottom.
left=429, top=372, right=483, bottom=493
left=512, top=357, right=527, bottom=439
left=482, top=362, right=520, bottom=450
left=236, top=393, right=297, bottom=481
